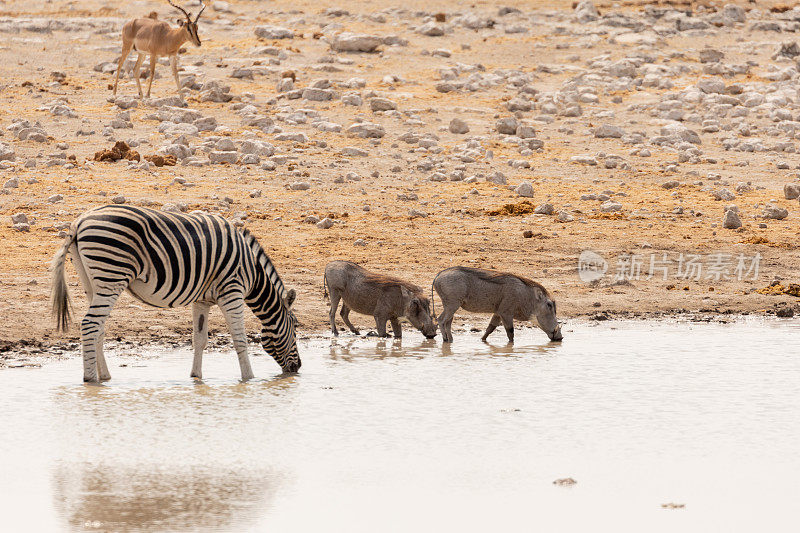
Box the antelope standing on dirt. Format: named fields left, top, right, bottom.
left=112, top=0, right=206, bottom=99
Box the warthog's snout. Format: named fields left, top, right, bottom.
left=549, top=325, right=563, bottom=342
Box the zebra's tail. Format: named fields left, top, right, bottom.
left=51, top=232, right=75, bottom=332
left=323, top=271, right=329, bottom=300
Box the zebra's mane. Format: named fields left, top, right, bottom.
left=240, top=228, right=288, bottom=301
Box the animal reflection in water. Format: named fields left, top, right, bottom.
left=52, top=464, right=278, bottom=532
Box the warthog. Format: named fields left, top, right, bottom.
left=324, top=260, right=437, bottom=339
left=433, top=266, right=562, bottom=343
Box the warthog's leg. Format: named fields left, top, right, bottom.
left=328, top=290, right=341, bottom=336
left=389, top=318, right=402, bottom=339
left=500, top=314, right=515, bottom=343
left=191, top=302, right=211, bottom=379
left=481, top=314, right=502, bottom=342
left=340, top=304, right=360, bottom=335
left=438, top=305, right=458, bottom=343
left=218, top=289, right=254, bottom=381
left=374, top=313, right=390, bottom=337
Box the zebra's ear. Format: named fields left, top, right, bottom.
left=284, top=288, right=296, bottom=308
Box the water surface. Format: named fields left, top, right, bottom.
left=1, top=319, right=799, bottom=532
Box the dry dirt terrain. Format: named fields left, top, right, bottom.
left=1, top=0, right=799, bottom=359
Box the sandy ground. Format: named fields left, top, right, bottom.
left=1, top=0, right=799, bottom=358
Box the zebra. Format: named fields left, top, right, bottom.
left=50, top=204, right=301, bottom=382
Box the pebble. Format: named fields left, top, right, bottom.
left=449, top=118, right=469, bottom=134
left=316, top=217, right=334, bottom=229
left=784, top=183, right=800, bottom=200
left=290, top=181, right=311, bottom=191
left=515, top=182, right=534, bottom=197
left=722, top=209, right=742, bottom=229
left=763, top=205, right=789, bottom=220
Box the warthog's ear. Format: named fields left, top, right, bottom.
left=284, top=288, right=297, bottom=308
left=408, top=298, right=420, bottom=314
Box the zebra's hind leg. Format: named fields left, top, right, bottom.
left=191, top=302, right=211, bottom=379
left=81, top=283, right=126, bottom=383
left=218, top=291, right=254, bottom=381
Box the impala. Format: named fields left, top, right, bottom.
left=112, top=0, right=206, bottom=99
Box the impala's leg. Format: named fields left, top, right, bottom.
left=191, top=302, right=211, bottom=379
left=113, top=41, right=133, bottom=96
left=146, top=53, right=158, bottom=98
left=390, top=318, right=402, bottom=339
left=170, top=54, right=183, bottom=97
left=328, top=290, right=341, bottom=336
left=218, top=291, right=254, bottom=381
left=340, top=304, right=360, bottom=335
left=80, top=283, right=126, bottom=383
left=132, top=52, right=145, bottom=98
left=481, top=314, right=502, bottom=342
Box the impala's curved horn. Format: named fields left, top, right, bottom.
left=194, top=2, right=207, bottom=23
left=167, top=0, right=191, bottom=21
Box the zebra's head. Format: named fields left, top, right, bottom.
left=262, top=288, right=301, bottom=373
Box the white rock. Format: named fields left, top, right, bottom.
left=11, top=213, right=28, bottom=224
left=722, top=209, right=742, bottom=229
left=329, top=32, right=382, bottom=53
left=712, top=188, right=736, bottom=201
left=556, top=211, right=574, bottom=222
left=417, top=22, right=445, bottom=36
left=535, top=203, right=555, bottom=215
left=784, top=183, right=800, bottom=200
left=3, top=177, right=19, bottom=189
left=600, top=200, right=622, bottom=212
left=515, top=182, right=534, bottom=197
left=208, top=151, right=239, bottom=164
left=316, top=217, right=334, bottom=229
left=346, top=123, right=385, bottom=138
left=593, top=124, right=625, bottom=138
left=254, top=25, right=294, bottom=39
left=290, top=181, right=311, bottom=191
left=763, top=205, right=789, bottom=220
left=0, top=142, right=15, bottom=161
left=496, top=117, right=518, bottom=134
left=449, top=118, right=469, bottom=134
left=370, top=98, right=397, bottom=111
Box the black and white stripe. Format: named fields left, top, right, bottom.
left=51, top=204, right=300, bottom=382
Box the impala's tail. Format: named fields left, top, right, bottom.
left=51, top=233, right=75, bottom=332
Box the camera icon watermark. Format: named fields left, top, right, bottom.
left=577, top=250, right=761, bottom=284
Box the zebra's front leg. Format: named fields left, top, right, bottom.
left=81, top=285, right=125, bottom=383
left=191, top=302, right=211, bottom=379
left=218, top=292, right=254, bottom=381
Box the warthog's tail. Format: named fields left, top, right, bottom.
left=430, top=272, right=440, bottom=318
left=323, top=271, right=329, bottom=300
left=51, top=232, right=76, bottom=332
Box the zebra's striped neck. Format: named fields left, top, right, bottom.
left=241, top=229, right=287, bottom=315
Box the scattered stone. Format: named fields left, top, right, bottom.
left=784, top=183, right=800, bottom=200
left=722, top=209, right=742, bottom=229
left=11, top=213, right=28, bottom=224
left=535, top=203, right=555, bottom=215
left=289, top=181, right=311, bottom=191
left=515, top=182, right=534, bottom=198
left=316, top=217, right=334, bottom=229
left=417, top=22, right=445, bottom=36
left=370, top=97, right=397, bottom=111
left=449, top=118, right=469, bottom=134
left=763, top=205, right=789, bottom=220
left=593, top=124, right=625, bottom=138
left=254, top=25, right=294, bottom=39
left=329, top=33, right=383, bottom=53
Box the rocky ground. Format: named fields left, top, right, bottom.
left=2, top=0, right=800, bottom=361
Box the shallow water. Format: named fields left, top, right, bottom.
left=1, top=319, right=799, bottom=532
